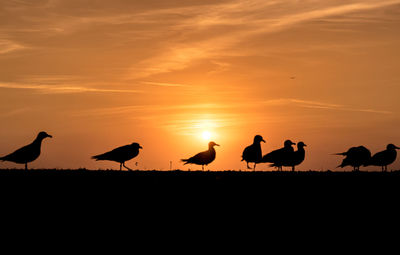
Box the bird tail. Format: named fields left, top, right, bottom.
left=333, top=152, right=346, bottom=156
left=336, top=163, right=344, bottom=168
left=181, top=159, right=189, bottom=165
left=91, top=154, right=104, bottom=161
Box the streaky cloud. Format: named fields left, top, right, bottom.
left=0, top=39, right=26, bottom=54
left=0, top=83, right=142, bottom=94
left=142, top=81, right=191, bottom=87
left=263, top=98, right=393, bottom=115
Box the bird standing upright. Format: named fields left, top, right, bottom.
left=0, top=131, right=52, bottom=170
left=92, top=142, right=143, bottom=171
left=261, top=140, right=296, bottom=171
left=241, top=135, right=265, bottom=170
left=366, top=144, right=400, bottom=171
left=272, top=141, right=306, bottom=171
left=181, top=141, right=219, bottom=171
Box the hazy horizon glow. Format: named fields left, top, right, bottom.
left=1, top=0, right=400, bottom=170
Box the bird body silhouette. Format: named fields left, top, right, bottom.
left=92, top=142, right=142, bottom=171
left=271, top=142, right=306, bottom=171
left=0, top=131, right=52, bottom=170
left=335, top=146, right=371, bottom=171
left=242, top=135, right=266, bottom=170
left=366, top=144, right=399, bottom=171
left=261, top=140, right=296, bottom=171
left=181, top=141, right=219, bottom=170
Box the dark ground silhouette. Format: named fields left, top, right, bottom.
left=1, top=168, right=400, bottom=186
left=1, top=169, right=399, bottom=216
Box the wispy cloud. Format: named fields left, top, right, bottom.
left=0, top=83, right=142, bottom=94
left=74, top=97, right=392, bottom=119
left=0, top=39, right=26, bottom=54
left=124, top=0, right=400, bottom=77
left=264, top=98, right=393, bottom=115
left=269, top=0, right=400, bottom=31
left=141, top=81, right=191, bottom=87
left=0, top=107, right=31, bottom=117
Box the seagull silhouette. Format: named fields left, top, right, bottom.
left=0, top=131, right=52, bottom=170
left=181, top=141, right=219, bottom=171
left=271, top=141, right=306, bottom=171
left=366, top=144, right=400, bottom=172
left=335, top=146, right=371, bottom=171
left=92, top=142, right=143, bottom=171
left=261, top=140, right=296, bottom=171
left=241, top=135, right=265, bottom=170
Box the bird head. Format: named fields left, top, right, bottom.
left=132, top=143, right=143, bottom=149
left=297, top=142, right=307, bottom=148
left=209, top=141, right=220, bottom=148
left=37, top=131, right=52, bottom=140
left=254, top=135, right=266, bottom=143
left=284, top=140, right=296, bottom=147
left=387, top=144, right=400, bottom=150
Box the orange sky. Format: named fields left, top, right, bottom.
left=1, top=0, right=400, bottom=170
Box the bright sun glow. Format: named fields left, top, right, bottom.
left=202, top=131, right=212, bottom=141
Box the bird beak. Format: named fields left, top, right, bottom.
left=292, top=142, right=296, bottom=145
left=304, top=144, right=307, bottom=147
left=215, top=144, right=220, bottom=146
left=262, top=139, right=266, bottom=143
left=139, top=146, right=143, bottom=149
left=47, top=134, right=53, bottom=138
left=395, top=146, right=400, bottom=150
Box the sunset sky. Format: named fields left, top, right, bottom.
left=1, top=0, right=400, bottom=170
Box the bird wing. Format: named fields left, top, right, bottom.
left=0, top=143, right=35, bottom=163
left=335, top=147, right=358, bottom=156
left=182, top=150, right=212, bottom=165
left=281, top=150, right=303, bottom=167
left=261, top=148, right=284, bottom=163
left=242, top=145, right=253, bottom=160
left=92, top=145, right=133, bottom=162
left=368, top=151, right=386, bottom=166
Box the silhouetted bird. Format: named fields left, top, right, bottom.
left=241, top=135, right=266, bottom=170
left=335, top=146, right=371, bottom=171
left=181, top=141, right=219, bottom=171
left=92, top=142, right=143, bottom=171
left=0, top=131, right=52, bottom=170
left=366, top=144, right=400, bottom=172
left=271, top=141, right=306, bottom=171
left=261, top=140, right=296, bottom=171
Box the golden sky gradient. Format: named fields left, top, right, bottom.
left=1, top=0, right=400, bottom=170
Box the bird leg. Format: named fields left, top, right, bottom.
left=123, top=163, right=133, bottom=171
left=120, top=163, right=122, bottom=171
left=202, top=165, right=204, bottom=171
left=25, top=163, right=28, bottom=171
left=253, top=163, right=256, bottom=171
left=292, top=166, right=295, bottom=172
left=247, top=162, right=251, bottom=170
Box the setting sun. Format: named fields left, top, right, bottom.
left=202, top=131, right=212, bottom=141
